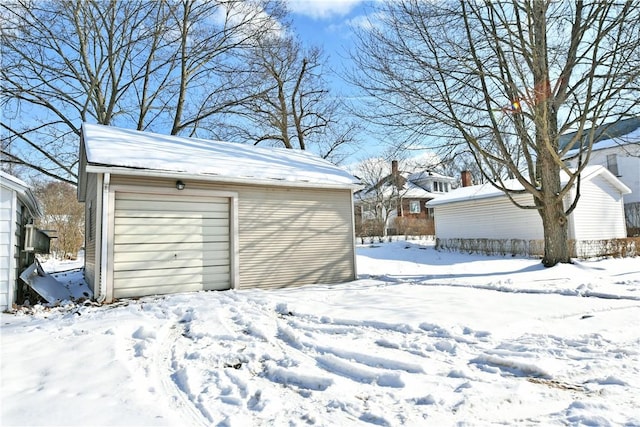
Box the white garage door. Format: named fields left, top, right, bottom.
left=113, top=192, right=230, bottom=298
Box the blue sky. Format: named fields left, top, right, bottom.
left=286, top=0, right=371, bottom=92
left=285, top=1, right=390, bottom=164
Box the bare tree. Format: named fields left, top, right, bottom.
left=1, top=0, right=284, bottom=183
left=33, top=181, right=85, bottom=259
left=351, top=1, right=640, bottom=266
left=230, top=31, right=358, bottom=162
left=353, top=158, right=409, bottom=238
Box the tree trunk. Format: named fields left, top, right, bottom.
left=537, top=150, right=571, bottom=266
left=539, top=196, right=571, bottom=267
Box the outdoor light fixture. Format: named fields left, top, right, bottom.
left=176, top=180, right=186, bottom=190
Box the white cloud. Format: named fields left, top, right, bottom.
left=285, top=0, right=364, bottom=19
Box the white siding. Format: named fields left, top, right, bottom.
left=0, top=186, right=15, bottom=310
left=112, top=192, right=231, bottom=298
left=569, top=146, right=640, bottom=204
left=434, top=193, right=544, bottom=240
left=571, top=176, right=627, bottom=240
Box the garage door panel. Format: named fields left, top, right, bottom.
left=115, top=221, right=229, bottom=236
left=113, top=191, right=231, bottom=296
left=113, top=247, right=230, bottom=264
left=114, top=253, right=230, bottom=271
left=117, top=192, right=227, bottom=204
left=114, top=283, right=204, bottom=299
left=114, top=233, right=227, bottom=245
left=114, top=265, right=229, bottom=281
left=116, top=199, right=227, bottom=213
left=114, top=241, right=230, bottom=254
left=115, top=215, right=229, bottom=227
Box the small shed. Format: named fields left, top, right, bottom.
left=0, top=171, right=42, bottom=310
left=427, top=166, right=631, bottom=257
left=77, top=123, right=360, bottom=303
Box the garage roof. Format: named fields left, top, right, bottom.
left=81, top=123, right=359, bottom=189
left=426, top=165, right=631, bottom=206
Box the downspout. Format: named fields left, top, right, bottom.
left=98, top=173, right=110, bottom=303
left=349, top=189, right=358, bottom=280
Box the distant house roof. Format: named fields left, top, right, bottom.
left=80, top=123, right=360, bottom=189
left=427, top=165, right=631, bottom=207
left=355, top=169, right=456, bottom=202
left=407, top=170, right=457, bottom=183
left=0, top=171, right=42, bottom=217
left=559, top=117, right=640, bottom=151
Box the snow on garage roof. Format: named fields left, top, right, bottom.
left=81, top=123, right=359, bottom=188
left=427, top=165, right=630, bottom=207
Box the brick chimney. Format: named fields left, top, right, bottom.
left=461, top=170, right=473, bottom=187
left=391, top=160, right=398, bottom=176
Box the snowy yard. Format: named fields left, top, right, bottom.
left=2, top=240, right=639, bottom=426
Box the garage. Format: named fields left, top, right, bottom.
left=78, top=123, right=359, bottom=303
left=112, top=191, right=231, bottom=298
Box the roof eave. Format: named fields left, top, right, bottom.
left=85, top=164, right=362, bottom=191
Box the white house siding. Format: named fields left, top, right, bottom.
left=568, top=146, right=640, bottom=204
left=569, top=176, right=627, bottom=241
left=112, top=191, right=231, bottom=299
left=0, top=185, right=17, bottom=310
left=433, top=193, right=544, bottom=240
left=104, top=176, right=356, bottom=296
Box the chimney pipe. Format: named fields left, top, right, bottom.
left=391, top=160, right=398, bottom=176
left=461, top=170, right=472, bottom=187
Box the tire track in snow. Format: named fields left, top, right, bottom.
left=150, top=320, right=210, bottom=427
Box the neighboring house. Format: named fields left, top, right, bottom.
left=562, top=117, right=640, bottom=235
left=354, top=160, right=457, bottom=236
left=77, top=123, right=360, bottom=303
left=0, top=171, right=42, bottom=310
left=427, top=166, right=631, bottom=257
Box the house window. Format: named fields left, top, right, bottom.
left=427, top=208, right=434, bottom=218
left=409, top=200, right=421, bottom=214
left=607, top=154, right=620, bottom=176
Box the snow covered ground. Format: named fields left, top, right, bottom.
left=2, top=240, right=639, bottom=426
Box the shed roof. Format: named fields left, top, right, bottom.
left=0, top=171, right=42, bottom=217
left=81, top=123, right=359, bottom=189
left=426, top=166, right=631, bottom=207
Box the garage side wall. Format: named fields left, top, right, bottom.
left=434, top=193, right=544, bottom=240
left=109, top=176, right=356, bottom=290
left=83, top=172, right=99, bottom=294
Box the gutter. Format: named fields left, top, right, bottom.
left=85, top=165, right=363, bottom=191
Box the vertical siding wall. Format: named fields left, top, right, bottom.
left=0, top=187, right=28, bottom=310
left=109, top=176, right=356, bottom=291
left=0, top=186, right=15, bottom=310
